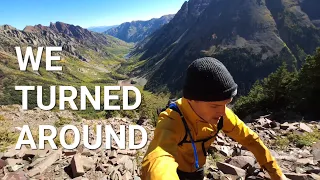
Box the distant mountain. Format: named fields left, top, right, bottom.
left=105, top=14, right=175, bottom=43
left=130, top=0, right=320, bottom=96
left=1, top=21, right=130, bottom=62
left=0, top=22, right=132, bottom=107
left=88, top=25, right=119, bottom=33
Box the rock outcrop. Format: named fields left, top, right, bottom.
left=0, top=105, right=319, bottom=179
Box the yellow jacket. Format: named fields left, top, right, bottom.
left=141, top=98, right=284, bottom=180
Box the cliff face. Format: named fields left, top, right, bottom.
left=131, top=0, right=320, bottom=95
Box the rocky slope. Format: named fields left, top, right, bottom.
left=105, top=14, right=175, bottom=43
left=130, top=0, right=320, bottom=95
left=0, top=104, right=319, bottom=180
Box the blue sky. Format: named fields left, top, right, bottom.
left=0, top=0, right=186, bottom=30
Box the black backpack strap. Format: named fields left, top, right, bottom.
left=214, top=116, right=224, bottom=137
left=199, top=116, right=224, bottom=156
left=168, top=102, right=224, bottom=158
left=168, top=102, right=200, bottom=169
left=178, top=114, right=190, bottom=146
left=168, top=102, right=189, bottom=146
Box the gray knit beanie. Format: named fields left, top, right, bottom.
left=183, top=57, right=238, bottom=101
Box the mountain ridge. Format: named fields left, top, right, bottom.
left=130, top=0, right=320, bottom=96
left=0, top=21, right=133, bottom=108
left=105, top=14, right=175, bottom=43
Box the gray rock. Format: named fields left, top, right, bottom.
left=118, top=150, right=130, bottom=155
left=72, top=177, right=89, bottom=180
left=312, top=141, right=320, bottom=161
left=3, top=146, right=26, bottom=158
left=70, top=154, right=85, bottom=178
left=0, top=159, right=7, bottom=169
left=123, top=171, right=132, bottom=180
left=216, top=137, right=225, bottom=145
left=109, top=150, right=117, bottom=159
left=220, top=174, right=244, bottom=180
left=16, top=146, right=28, bottom=158
left=24, top=147, right=51, bottom=159
left=277, top=155, right=297, bottom=162
left=220, top=146, right=231, bottom=156
left=216, top=162, right=246, bottom=177
left=8, top=164, right=24, bottom=172
left=100, top=175, right=110, bottom=180
left=207, top=170, right=220, bottom=179
left=280, top=123, right=290, bottom=130
left=246, top=176, right=264, bottom=180
left=117, top=156, right=134, bottom=174
left=27, top=149, right=62, bottom=177
left=280, top=122, right=297, bottom=131
left=257, top=171, right=271, bottom=180
left=257, top=117, right=272, bottom=128
left=96, top=164, right=107, bottom=173
left=110, top=170, right=122, bottom=180
left=225, top=156, right=256, bottom=169
left=299, top=123, right=313, bottom=133
left=285, top=173, right=309, bottom=180
left=266, top=129, right=277, bottom=138
left=308, top=173, right=320, bottom=180
left=54, top=165, right=60, bottom=172
left=63, top=149, right=78, bottom=156
left=27, top=157, right=45, bottom=169
left=295, top=167, right=305, bottom=174
left=5, top=158, right=24, bottom=168
left=82, top=156, right=95, bottom=171
left=296, top=157, right=313, bottom=165
left=241, top=151, right=255, bottom=158
left=232, top=146, right=242, bottom=156
left=2, top=171, right=28, bottom=180
left=299, top=149, right=311, bottom=158
left=103, top=164, right=114, bottom=175
left=270, top=121, right=278, bottom=128
left=109, top=158, right=118, bottom=165
left=306, top=168, right=320, bottom=174
left=81, top=149, right=95, bottom=157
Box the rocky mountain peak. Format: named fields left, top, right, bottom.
left=23, top=24, right=50, bottom=33
left=49, top=21, right=93, bottom=40
left=0, top=25, right=16, bottom=31
left=170, top=0, right=210, bottom=25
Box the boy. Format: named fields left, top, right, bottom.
left=141, top=57, right=287, bottom=180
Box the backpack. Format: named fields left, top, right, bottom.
left=156, top=98, right=177, bottom=115
left=158, top=100, right=224, bottom=170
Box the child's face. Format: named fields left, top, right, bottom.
left=189, top=98, right=233, bottom=124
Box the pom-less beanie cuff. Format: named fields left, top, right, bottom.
left=183, top=84, right=238, bottom=102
